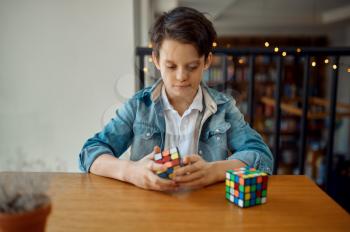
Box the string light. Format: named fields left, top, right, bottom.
left=264, top=42, right=269, bottom=47
left=148, top=43, right=152, bottom=48
left=347, top=68, right=350, bottom=73
left=143, top=67, right=148, bottom=73
left=296, top=48, right=301, bottom=53
left=274, top=47, right=279, bottom=52
left=282, top=51, right=287, bottom=57
left=238, top=58, right=244, bottom=64
left=332, top=64, right=337, bottom=70
left=212, top=42, right=217, bottom=47
left=148, top=57, right=153, bottom=63
left=311, top=61, right=316, bottom=67
left=324, top=59, right=329, bottom=64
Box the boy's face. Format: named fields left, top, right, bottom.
left=153, top=39, right=211, bottom=102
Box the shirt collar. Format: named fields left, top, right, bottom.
left=161, top=85, right=203, bottom=112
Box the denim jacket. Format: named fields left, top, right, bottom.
left=79, top=80, right=274, bottom=174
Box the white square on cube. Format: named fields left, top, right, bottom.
left=230, top=188, right=234, bottom=195
left=261, top=197, right=267, bottom=204
left=230, top=195, right=234, bottom=203
left=226, top=173, right=230, bottom=180
left=238, top=199, right=244, bottom=207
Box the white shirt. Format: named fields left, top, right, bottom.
left=161, top=86, right=203, bottom=157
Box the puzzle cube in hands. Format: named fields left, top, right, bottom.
left=154, top=147, right=181, bottom=179
left=225, top=167, right=268, bottom=208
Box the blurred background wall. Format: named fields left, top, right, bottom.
left=0, top=0, right=136, bottom=172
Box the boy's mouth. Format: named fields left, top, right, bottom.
left=174, top=84, right=190, bottom=88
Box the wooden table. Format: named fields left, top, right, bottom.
left=45, top=174, right=349, bottom=231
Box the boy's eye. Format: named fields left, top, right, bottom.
left=188, top=66, right=198, bottom=71
left=166, top=66, right=176, bottom=70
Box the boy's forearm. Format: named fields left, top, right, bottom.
left=90, top=154, right=133, bottom=182
left=212, top=159, right=247, bottom=182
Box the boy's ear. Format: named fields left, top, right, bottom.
left=152, top=51, right=161, bottom=70
left=204, top=52, right=212, bottom=70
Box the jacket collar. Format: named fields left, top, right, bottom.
left=143, top=79, right=231, bottom=108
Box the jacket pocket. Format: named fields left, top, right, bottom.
left=133, top=123, right=160, bottom=140
left=131, top=123, right=162, bottom=161
left=202, top=122, right=231, bottom=141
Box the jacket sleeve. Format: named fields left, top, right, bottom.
left=225, top=99, right=274, bottom=174
left=78, top=98, right=136, bottom=172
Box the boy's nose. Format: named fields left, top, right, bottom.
left=176, top=69, right=188, bottom=81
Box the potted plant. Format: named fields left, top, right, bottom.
left=0, top=173, right=51, bottom=232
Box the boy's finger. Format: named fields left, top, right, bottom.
left=173, top=164, right=198, bottom=176
left=148, top=161, right=167, bottom=172
left=182, top=154, right=200, bottom=165
left=153, top=177, right=178, bottom=191
left=174, top=171, right=203, bottom=183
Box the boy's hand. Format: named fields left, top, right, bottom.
left=172, top=154, right=217, bottom=190
left=127, top=146, right=178, bottom=191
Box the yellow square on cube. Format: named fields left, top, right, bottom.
left=226, top=179, right=230, bottom=186
left=171, top=153, right=179, bottom=160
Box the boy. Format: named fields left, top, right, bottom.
left=79, top=7, right=273, bottom=191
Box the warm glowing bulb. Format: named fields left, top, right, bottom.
left=143, top=67, right=148, bottom=73
left=148, top=43, right=152, bottom=48
left=238, top=58, right=244, bottom=64
left=296, top=48, right=301, bottom=53
left=274, top=47, right=279, bottom=52
left=311, top=61, right=316, bottom=67
left=324, top=59, right=329, bottom=64
left=148, top=57, right=153, bottom=62
left=282, top=52, right=287, bottom=57
left=333, top=64, right=337, bottom=70
left=212, top=42, right=217, bottom=47
left=347, top=68, right=350, bottom=73
left=264, top=42, right=269, bottom=47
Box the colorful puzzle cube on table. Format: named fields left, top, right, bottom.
left=225, top=167, right=268, bottom=208
left=154, top=147, right=182, bottom=179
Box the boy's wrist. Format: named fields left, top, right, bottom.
left=210, top=161, right=225, bottom=182
left=108, top=159, right=134, bottom=183
left=211, top=159, right=247, bottom=182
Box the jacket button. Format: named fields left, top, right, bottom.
left=216, top=136, right=220, bottom=140
left=199, top=150, right=203, bottom=155
left=146, top=132, right=150, bottom=136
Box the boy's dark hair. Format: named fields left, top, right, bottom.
left=150, top=7, right=217, bottom=60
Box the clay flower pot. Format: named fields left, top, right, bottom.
left=0, top=203, right=51, bottom=232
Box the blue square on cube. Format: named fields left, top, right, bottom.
left=257, top=183, right=262, bottom=190
left=251, top=178, right=256, bottom=185
left=235, top=175, right=239, bottom=183
left=251, top=192, right=256, bottom=199
left=250, top=199, right=256, bottom=206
